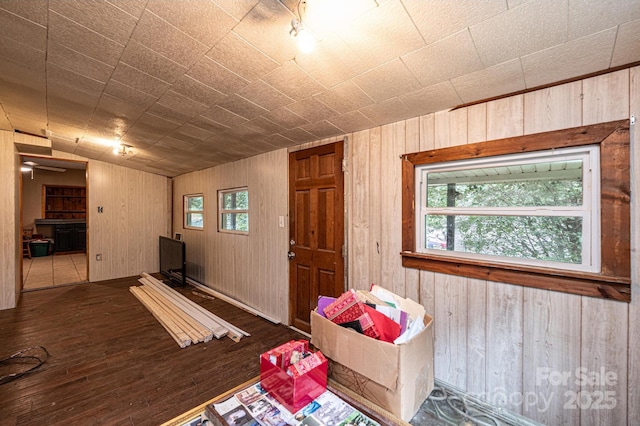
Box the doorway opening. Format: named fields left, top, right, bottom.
left=20, top=156, right=88, bottom=291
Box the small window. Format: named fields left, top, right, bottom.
left=184, top=194, right=204, bottom=230
left=218, top=187, right=249, bottom=234
left=415, top=146, right=600, bottom=273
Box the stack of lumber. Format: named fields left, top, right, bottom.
left=130, top=273, right=250, bottom=348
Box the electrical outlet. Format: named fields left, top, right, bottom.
left=98, top=206, right=103, bottom=213
left=96, top=254, right=102, bottom=261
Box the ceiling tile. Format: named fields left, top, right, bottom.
left=336, top=0, right=424, bottom=68
left=243, top=117, right=284, bottom=135
left=47, top=63, right=106, bottom=96
left=74, top=141, right=109, bottom=159
left=0, top=7, right=46, bottom=51
left=104, top=80, right=158, bottom=109
left=111, top=62, right=171, bottom=98
left=134, top=112, right=182, bottom=134
left=218, top=94, right=269, bottom=120
left=399, top=81, right=463, bottom=116
left=147, top=103, right=192, bottom=125
left=95, top=93, right=147, bottom=120
left=189, top=115, right=232, bottom=134
left=279, top=127, right=316, bottom=143
left=236, top=80, right=294, bottom=110
left=146, top=0, right=236, bottom=47
left=171, top=75, right=227, bottom=107
left=187, top=56, right=250, bottom=95
left=106, top=0, right=147, bottom=18
left=611, top=18, right=640, bottom=67
left=48, top=11, right=124, bottom=66
left=401, top=0, right=506, bottom=44
left=0, top=35, right=45, bottom=71
left=157, top=90, right=210, bottom=118
left=131, top=10, right=209, bottom=68
left=262, top=107, right=309, bottom=129
left=169, top=124, right=213, bottom=143
left=86, top=109, right=137, bottom=139
left=47, top=42, right=114, bottom=83
left=293, top=32, right=369, bottom=88
left=521, top=28, right=617, bottom=88
left=402, top=30, right=484, bottom=86
left=352, top=59, right=421, bottom=102
left=451, top=59, right=525, bottom=103
left=49, top=0, right=138, bottom=45
left=119, top=40, right=188, bottom=84
left=0, top=57, right=45, bottom=89
left=286, top=97, right=338, bottom=122
left=207, top=31, right=281, bottom=81
left=328, top=110, right=376, bottom=134
left=313, top=80, right=374, bottom=114
left=0, top=0, right=47, bottom=25
left=199, top=106, right=248, bottom=128
left=214, top=0, right=260, bottom=21
left=470, top=0, right=568, bottom=67
left=155, top=136, right=198, bottom=151
left=232, top=0, right=298, bottom=63
left=262, top=60, right=325, bottom=101
left=569, top=0, right=640, bottom=40
left=359, top=97, right=414, bottom=125
left=261, top=133, right=296, bottom=149
left=301, top=120, right=343, bottom=139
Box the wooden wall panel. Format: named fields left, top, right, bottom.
left=0, top=131, right=18, bottom=310
left=380, top=122, right=406, bottom=297
left=582, top=69, right=630, bottom=125
left=368, top=127, right=382, bottom=288
left=173, top=149, right=290, bottom=322
left=349, top=129, right=371, bottom=291
left=524, top=81, right=582, bottom=134
left=88, top=161, right=169, bottom=282
left=628, top=64, right=640, bottom=426
left=404, top=117, right=420, bottom=302
left=487, top=95, right=524, bottom=139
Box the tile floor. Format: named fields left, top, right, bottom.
left=22, top=253, right=87, bottom=290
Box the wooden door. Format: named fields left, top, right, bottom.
left=289, top=142, right=345, bottom=332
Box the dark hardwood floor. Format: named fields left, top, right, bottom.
left=0, top=276, right=304, bottom=425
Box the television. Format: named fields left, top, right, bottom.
left=159, top=236, right=186, bottom=286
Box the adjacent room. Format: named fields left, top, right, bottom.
left=0, top=1, right=638, bottom=425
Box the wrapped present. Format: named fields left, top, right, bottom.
left=363, top=305, right=401, bottom=343
left=323, top=289, right=365, bottom=324
left=266, top=340, right=308, bottom=369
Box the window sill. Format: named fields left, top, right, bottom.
left=401, top=251, right=631, bottom=302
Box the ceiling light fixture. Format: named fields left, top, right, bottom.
left=113, top=143, right=133, bottom=156
left=290, top=0, right=315, bottom=53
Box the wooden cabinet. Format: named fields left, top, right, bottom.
left=54, top=222, right=86, bottom=253
left=42, top=185, right=86, bottom=219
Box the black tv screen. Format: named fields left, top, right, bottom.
left=159, top=236, right=186, bottom=286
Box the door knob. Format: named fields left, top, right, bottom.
left=287, top=251, right=296, bottom=260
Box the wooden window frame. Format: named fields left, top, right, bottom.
left=183, top=194, right=204, bottom=230
left=401, top=120, right=631, bottom=302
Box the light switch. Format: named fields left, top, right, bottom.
left=279, top=216, right=285, bottom=228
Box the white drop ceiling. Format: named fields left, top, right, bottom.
left=0, top=0, right=638, bottom=177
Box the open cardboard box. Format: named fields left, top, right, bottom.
left=311, top=309, right=434, bottom=422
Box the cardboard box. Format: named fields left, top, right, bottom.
left=311, top=310, right=434, bottom=422
left=259, top=350, right=328, bottom=413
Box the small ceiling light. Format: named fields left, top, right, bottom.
left=113, top=143, right=133, bottom=156
left=290, top=18, right=315, bottom=53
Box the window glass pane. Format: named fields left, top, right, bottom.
left=426, top=159, right=583, bottom=208
left=222, top=213, right=248, bottom=232
left=425, top=214, right=583, bottom=264
left=223, top=191, right=248, bottom=210
left=186, top=213, right=203, bottom=228
left=188, top=196, right=203, bottom=210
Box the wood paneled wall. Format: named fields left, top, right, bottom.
left=346, top=68, right=639, bottom=425
left=87, top=160, right=171, bottom=282
left=171, top=67, right=638, bottom=424
left=0, top=131, right=20, bottom=310
left=172, top=150, right=289, bottom=322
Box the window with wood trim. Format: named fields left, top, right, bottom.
left=218, top=187, right=248, bottom=234
left=402, top=120, right=631, bottom=302
left=184, top=194, right=204, bottom=230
